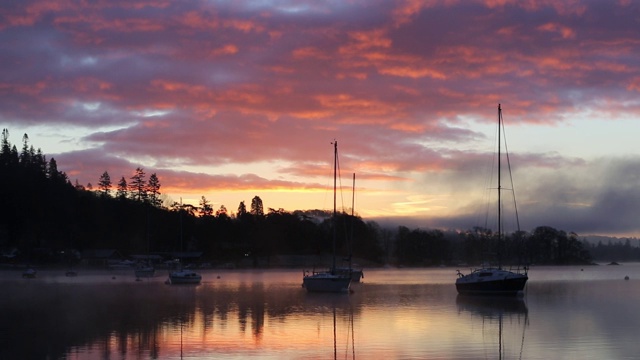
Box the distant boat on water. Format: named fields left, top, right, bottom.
left=134, top=265, right=156, bottom=278
left=168, top=268, right=202, bottom=285
left=22, top=268, right=37, bottom=279
left=455, top=105, right=528, bottom=296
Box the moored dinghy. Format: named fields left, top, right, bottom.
left=168, top=269, right=202, bottom=284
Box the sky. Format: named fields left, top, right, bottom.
left=2, top=0, right=640, bottom=237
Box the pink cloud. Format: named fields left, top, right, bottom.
left=3, top=0, right=640, bottom=234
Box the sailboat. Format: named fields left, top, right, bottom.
left=168, top=200, right=202, bottom=285
left=456, top=104, right=528, bottom=296
left=302, top=141, right=352, bottom=293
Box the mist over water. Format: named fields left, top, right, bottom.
left=2, top=265, right=640, bottom=359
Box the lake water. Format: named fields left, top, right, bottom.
left=2, top=264, right=640, bottom=359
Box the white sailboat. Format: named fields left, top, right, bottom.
left=302, top=141, right=352, bottom=293
left=456, top=104, right=528, bottom=295
left=168, top=201, right=201, bottom=285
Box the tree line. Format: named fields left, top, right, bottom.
left=0, top=129, right=608, bottom=267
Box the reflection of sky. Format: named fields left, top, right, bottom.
left=1, top=267, right=634, bottom=359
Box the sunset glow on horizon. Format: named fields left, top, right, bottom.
left=2, top=0, right=640, bottom=236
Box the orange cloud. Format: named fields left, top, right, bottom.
left=211, top=44, right=239, bottom=56
left=628, top=77, right=640, bottom=92
left=537, top=22, right=576, bottom=39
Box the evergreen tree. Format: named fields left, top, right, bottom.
left=250, top=196, right=264, bottom=217
left=147, top=173, right=161, bottom=207
left=74, top=179, right=85, bottom=190
left=129, top=167, right=147, bottom=202
left=199, top=196, right=213, bottom=217
left=116, top=176, right=128, bottom=199
left=216, top=205, right=228, bottom=218
left=237, top=201, right=247, bottom=217
left=20, top=134, right=30, bottom=165
left=47, top=158, right=67, bottom=183
left=34, top=148, right=46, bottom=174
left=98, top=171, right=112, bottom=197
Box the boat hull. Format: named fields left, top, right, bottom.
left=303, top=273, right=351, bottom=293
left=456, top=277, right=528, bottom=295
left=456, top=268, right=528, bottom=296
left=350, top=270, right=363, bottom=283
left=335, top=267, right=364, bottom=283
left=169, top=271, right=202, bottom=285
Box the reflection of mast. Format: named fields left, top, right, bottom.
left=333, top=307, right=337, bottom=360
left=456, top=296, right=528, bottom=359
left=331, top=300, right=356, bottom=360
left=349, top=302, right=355, bottom=360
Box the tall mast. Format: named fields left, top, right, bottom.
left=332, top=140, right=337, bottom=272
left=498, top=104, right=502, bottom=242
left=350, top=173, right=355, bottom=269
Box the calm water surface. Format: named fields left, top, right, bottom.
left=2, top=265, right=640, bottom=359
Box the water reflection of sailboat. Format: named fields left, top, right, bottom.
left=456, top=295, right=529, bottom=359
left=302, top=293, right=356, bottom=359
left=331, top=300, right=356, bottom=360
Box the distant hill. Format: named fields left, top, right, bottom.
left=583, top=235, right=640, bottom=247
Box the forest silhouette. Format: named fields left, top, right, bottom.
left=0, top=129, right=607, bottom=267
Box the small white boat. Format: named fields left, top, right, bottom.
left=134, top=265, right=155, bottom=278
left=22, top=268, right=37, bottom=278
left=168, top=269, right=202, bottom=284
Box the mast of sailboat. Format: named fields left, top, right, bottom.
left=332, top=140, right=338, bottom=274
left=498, top=104, right=503, bottom=269
left=498, top=104, right=502, bottom=242
left=350, top=173, right=355, bottom=270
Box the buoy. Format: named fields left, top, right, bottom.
left=625, top=276, right=629, bottom=280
